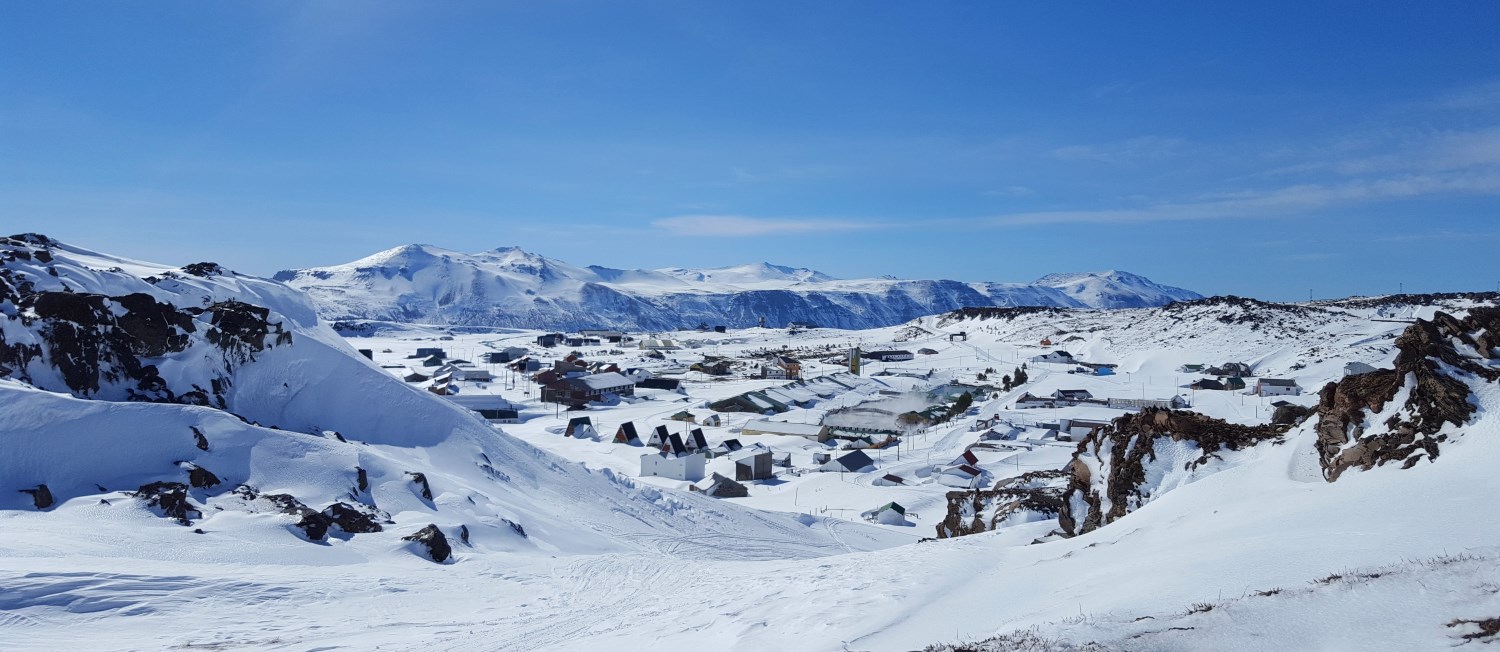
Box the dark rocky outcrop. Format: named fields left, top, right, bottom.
left=322, top=502, right=384, bottom=534
left=192, top=426, right=209, bottom=451
left=19, top=484, right=54, bottom=510
left=0, top=244, right=291, bottom=407
left=1314, top=309, right=1500, bottom=481
left=403, top=524, right=452, bottom=563
left=181, top=262, right=228, bottom=278
left=1059, top=410, right=1288, bottom=537
left=355, top=466, right=369, bottom=493
left=1271, top=403, right=1315, bottom=426
left=936, top=470, right=1068, bottom=539
left=185, top=464, right=222, bottom=489
left=407, top=472, right=433, bottom=500
left=240, top=488, right=331, bottom=541
left=133, top=482, right=201, bottom=525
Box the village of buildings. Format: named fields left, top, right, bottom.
left=350, top=316, right=1323, bottom=537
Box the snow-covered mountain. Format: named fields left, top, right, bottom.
left=272, top=245, right=1202, bottom=330
left=0, top=234, right=899, bottom=565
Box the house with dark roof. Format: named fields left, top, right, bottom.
left=1031, top=350, right=1077, bottom=364
left=1051, top=389, right=1094, bottom=402
left=733, top=448, right=773, bottom=481
left=1255, top=378, right=1301, bottom=397
left=565, top=416, right=597, bottom=439
left=639, top=433, right=705, bottom=481
left=540, top=372, right=636, bottom=404
left=614, top=421, right=641, bottom=446
left=819, top=449, right=875, bottom=473
left=862, top=501, right=909, bottom=525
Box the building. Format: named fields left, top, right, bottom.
left=453, top=367, right=494, bottom=382
left=710, top=391, right=790, bottom=414
left=483, top=347, right=528, bottom=364
left=564, top=336, right=602, bottom=347
left=638, top=337, right=681, bottom=351
left=1059, top=418, right=1112, bottom=440
left=740, top=420, right=829, bottom=442
left=862, top=502, right=909, bottom=526
left=691, top=360, right=734, bottom=376
left=647, top=425, right=672, bottom=447
left=579, top=330, right=625, bottom=342
left=1031, top=350, right=1077, bottom=364
left=949, top=332, right=967, bottom=341
left=536, top=333, right=565, bottom=348
left=1208, top=362, right=1255, bottom=378
left=864, top=350, right=914, bottom=362
left=1255, top=378, right=1301, bottom=397
left=414, top=347, right=446, bottom=359
left=684, top=428, right=708, bottom=452
left=1223, top=376, right=1247, bottom=391
left=872, top=474, right=906, bottom=487
left=640, top=434, right=706, bottom=481
left=1344, top=361, right=1379, bottom=376
left=1051, top=389, right=1094, bottom=402
left=1191, top=378, right=1226, bottom=391
left=733, top=448, right=774, bottom=481
left=540, top=372, right=636, bottom=404
left=820, top=450, right=875, bottom=473
left=565, top=416, right=597, bottom=439
left=1107, top=396, right=1189, bottom=410
left=711, top=438, right=744, bottom=458
left=1014, top=392, right=1061, bottom=409
left=614, top=421, right=641, bottom=445
left=694, top=473, right=749, bottom=498
left=936, top=465, right=983, bottom=489
left=636, top=377, right=682, bottom=391
left=444, top=394, right=520, bottom=424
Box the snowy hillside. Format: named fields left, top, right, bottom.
left=272, top=244, right=1202, bottom=330
left=4, top=235, right=1499, bottom=651
left=0, top=234, right=901, bottom=566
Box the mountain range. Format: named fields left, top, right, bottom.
left=273, top=245, right=1202, bottom=330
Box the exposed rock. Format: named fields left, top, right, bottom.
left=181, top=262, right=227, bottom=277
left=202, top=300, right=292, bottom=365
left=936, top=470, right=1068, bottom=539
left=19, top=484, right=54, bottom=510
left=503, top=518, right=526, bottom=538
left=355, top=466, right=369, bottom=493
left=1314, top=309, right=1500, bottom=481
left=407, top=472, right=433, bottom=500
left=402, top=524, right=452, bottom=563
left=191, top=426, right=209, bottom=451
left=185, top=464, right=221, bottom=489
left=132, top=482, right=201, bottom=525
left=1059, top=410, right=1288, bottom=537
left=1271, top=403, right=1315, bottom=426
left=251, top=490, right=332, bottom=541
left=321, top=502, right=384, bottom=534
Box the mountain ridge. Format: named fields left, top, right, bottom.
left=274, top=245, right=1203, bottom=330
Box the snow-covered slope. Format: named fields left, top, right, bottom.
left=0, top=234, right=902, bottom=564
left=272, top=245, right=1202, bottom=330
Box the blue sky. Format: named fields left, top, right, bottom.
left=3, top=2, right=1498, bottom=301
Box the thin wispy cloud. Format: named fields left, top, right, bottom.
left=652, top=215, right=882, bottom=237
left=1051, top=136, right=1187, bottom=163
left=982, top=171, right=1500, bottom=226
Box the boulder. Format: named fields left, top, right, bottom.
left=402, top=524, right=452, bottom=563
left=19, top=484, right=53, bottom=510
